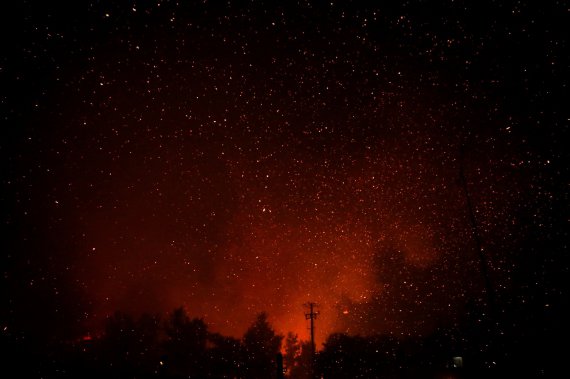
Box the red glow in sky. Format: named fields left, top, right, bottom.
left=74, top=124, right=502, bottom=345
left=2, top=1, right=564, bottom=351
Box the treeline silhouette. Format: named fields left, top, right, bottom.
left=1, top=301, right=565, bottom=379
left=3, top=308, right=288, bottom=379
left=83, top=309, right=285, bottom=379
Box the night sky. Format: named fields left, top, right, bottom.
left=1, top=0, right=567, bottom=348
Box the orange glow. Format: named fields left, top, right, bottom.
left=75, top=137, right=476, bottom=344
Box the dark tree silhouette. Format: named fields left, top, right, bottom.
left=284, top=332, right=312, bottom=379
left=208, top=332, right=245, bottom=378
left=242, top=312, right=283, bottom=379
left=95, top=311, right=162, bottom=377
left=163, top=307, right=208, bottom=377
left=99, top=311, right=161, bottom=377
left=134, top=312, right=162, bottom=374
left=284, top=332, right=300, bottom=375
left=100, top=311, right=137, bottom=374
left=5, top=303, right=563, bottom=378
left=318, top=333, right=371, bottom=379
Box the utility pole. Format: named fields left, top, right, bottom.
left=304, top=302, right=319, bottom=379
left=304, top=302, right=319, bottom=354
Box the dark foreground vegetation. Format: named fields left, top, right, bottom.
left=1, top=302, right=565, bottom=379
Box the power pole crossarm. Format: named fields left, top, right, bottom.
left=304, top=302, right=319, bottom=352
left=304, top=302, right=319, bottom=378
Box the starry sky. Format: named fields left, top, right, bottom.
left=1, top=1, right=567, bottom=346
